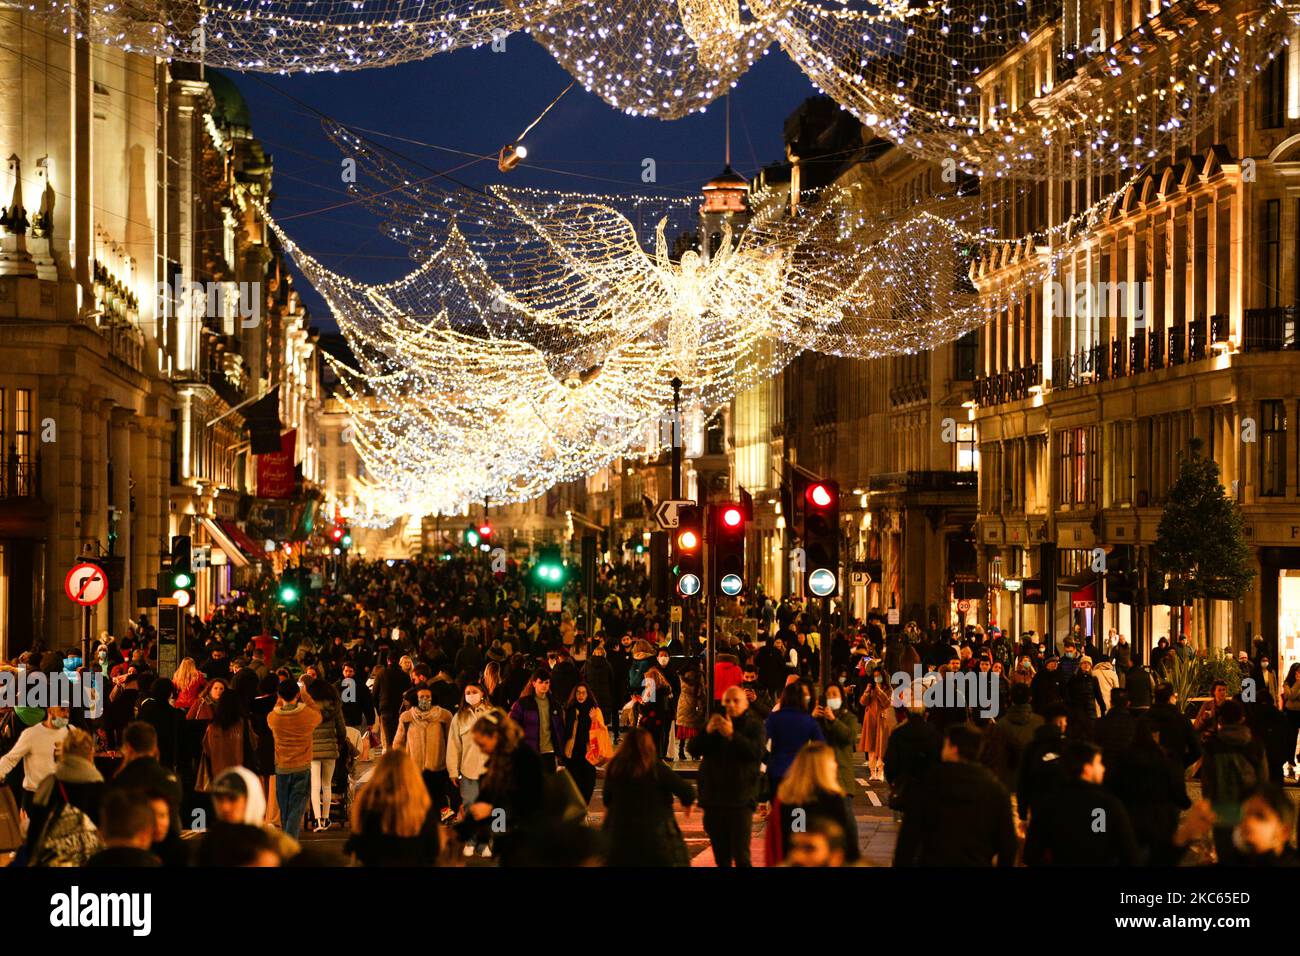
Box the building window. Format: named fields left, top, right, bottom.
left=956, top=422, right=977, bottom=472
left=954, top=330, right=977, bottom=380
left=337, top=459, right=347, bottom=481
left=15, top=389, right=32, bottom=463
left=1262, top=49, right=1287, bottom=129
left=1262, top=199, right=1281, bottom=308
left=1059, top=426, right=1095, bottom=506
left=1261, top=399, right=1286, bottom=497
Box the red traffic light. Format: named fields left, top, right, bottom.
left=478, top=524, right=493, bottom=538
left=807, top=483, right=834, bottom=508
left=721, top=506, right=743, bottom=528
left=331, top=527, right=344, bottom=541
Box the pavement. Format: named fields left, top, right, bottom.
left=300, top=749, right=900, bottom=865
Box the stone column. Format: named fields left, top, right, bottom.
left=129, top=417, right=149, bottom=621
left=46, top=380, right=87, bottom=645
left=110, top=407, right=134, bottom=637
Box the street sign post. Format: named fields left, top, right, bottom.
left=546, top=592, right=562, bottom=613
left=65, top=562, right=107, bottom=666
left=653, top=498, right=696, bottom=530
left=64, top=562, right=107, bottom=607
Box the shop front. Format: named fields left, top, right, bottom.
left=1260, top=547, right=1300, bottom=681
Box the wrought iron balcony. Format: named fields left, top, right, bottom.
left=1243, top=307, right=1297, bottom=352
left=0, top=453, right=39, bottom=499
left=972, top=362, right=1040, bottom=407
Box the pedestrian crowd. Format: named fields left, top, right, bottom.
left=1, top=553, right=1296, bottom=868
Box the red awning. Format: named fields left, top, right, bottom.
left=219, top=519, right=263, bottom=560
left=1070, top=582, right=1097, bottom=609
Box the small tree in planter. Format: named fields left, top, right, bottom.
left=1153, top=438, right=1254, bottom=648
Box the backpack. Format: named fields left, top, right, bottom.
left=1208, top=745, right=1258, bottom=826
left=33, top=784, right=102, bottom=867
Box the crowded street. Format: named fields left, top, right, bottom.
left=3, top=0, right=1299, bottom=937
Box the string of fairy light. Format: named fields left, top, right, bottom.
left=22, top=0, right=1286, bottom=517
left=24, top=0, right=1296, bottom=179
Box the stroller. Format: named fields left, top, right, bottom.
left=329, top=727, right=365, bottom=825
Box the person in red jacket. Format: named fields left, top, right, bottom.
left=713, top=646, right=744, bottom=703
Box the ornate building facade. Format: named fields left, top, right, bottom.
left=0, top=11, right=319, bottom=656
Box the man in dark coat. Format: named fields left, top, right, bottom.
left=1093, top=687, right=1138, bottom=759
left=375, top=652, right=411, bottom=749
left=894, top=724, right=1017, bottom=866
left=1024, top=740, right=1141, bottom=865
left=691, top=685, right=764, bottom=866
left=106, top=721, right=184, bottom=838
left=582, top=644, right=617, bottom=726
left=1030, top=656, right=1065, bottom=714
left=1017, top=706, right=1069, bottom=823
left=883, top=706, right=941, bottom=814
left=981, top=682, right=1043, bottom=790
left=1147, top=683, right=1202, bottom=768
left=753, top=638, right=788, bottom=696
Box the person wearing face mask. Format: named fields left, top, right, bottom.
left=447, top=682, right=492, bottom=848
left=858, top=666, right=897, bottom=782
left=1211, top=784, right=1299, bottom=865
left=0, top=705, right=70, bottom=814
left=395, top=685, right=456, bottom=821
left=739, top=665, right=775, bottom=720
left=814, top=684, right=861, bottom=798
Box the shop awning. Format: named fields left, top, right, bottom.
left=1070, top=581, right=1097, bottom=609
left=200, top=517, right=250, bottom=569
left=218, top=519, right=264, bottom=562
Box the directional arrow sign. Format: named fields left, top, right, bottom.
left=653, top=498, right=695, bottom=530
left=65, top=561, right=108, bottom=607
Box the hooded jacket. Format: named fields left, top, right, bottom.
left=446, top=704, right=492, bottom=780
left=395, top=704, right=453, bottom=771
left=208, top=767, right=299, bottom=860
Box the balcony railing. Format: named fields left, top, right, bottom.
left=0, top=454, right=39, bottom=499
left=977, top=314, right=1243, bottom=407
left=972, top=362, right=1040, bottom=407
left=1243, top=307, right=1297, bottom=352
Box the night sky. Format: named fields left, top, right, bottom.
left=226, top=36, right=821, bottom=329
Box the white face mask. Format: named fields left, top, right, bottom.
left=826, top=697, right=843, bottom=711
left=464, top=693, right=482, bottom=706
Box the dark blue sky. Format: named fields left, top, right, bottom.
left=227, top=36, right=821, bottom=328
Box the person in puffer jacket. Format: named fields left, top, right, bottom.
left=395, top=685, right=455, bottom=821
left=307, top=678, right=347, bottom=832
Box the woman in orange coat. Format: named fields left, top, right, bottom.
left=857, top=668, right=896, bottom=781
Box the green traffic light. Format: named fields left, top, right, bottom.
left=172, top=572, right=193, bottom=588
left=341, top=534, right=353, bottom=548
left=466, top=530, right=480, bottom=548
left=279, top=585, right=299, bottom=604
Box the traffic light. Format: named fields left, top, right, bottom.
left=1105, top=544, right=1137, bottom=605
left=464, top=526, right=481, bottom=548
left=477, top=522, right=493, bottom=542
left=330, top=525, right=344, bottom=544
left=169, top=534, right=195, bottom=608
left=533, top=544, right=566, bottom=586
left=672, top=504, right=703, bottom=597
left=340, top=527, right=353, bottom=550
left=711, top=502, right=746, bottom=597
left=802, top=479, right=840, bottom=597
left=278, top=569, right=302, bottom=606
